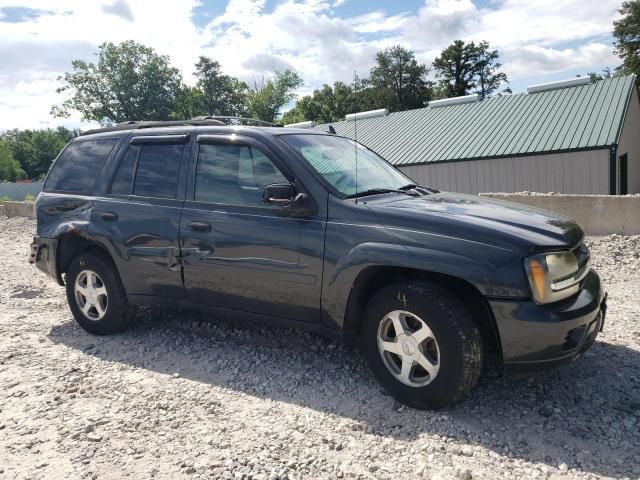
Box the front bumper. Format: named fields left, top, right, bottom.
left=489, top=270, right=606, bottom=375
left=29, top=236, right=60, bottom=283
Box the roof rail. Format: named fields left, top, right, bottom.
left=81, top=119, right=226, bottom=136
left=191, top=115, right=280, bottom=127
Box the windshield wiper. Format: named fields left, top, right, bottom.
left=345, top=188, right=419, bottom=199
left=399, top=183, right=440, bottom=194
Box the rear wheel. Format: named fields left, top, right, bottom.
left=65, top=251, right=133, bottom=335
left=363, top=281, right=483, bottom=409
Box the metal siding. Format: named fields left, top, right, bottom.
left=616, top=88, right=640, bottom=193
left=314, top=76, right=635, bottom=167
left=398, top=150, right=609, bottom=194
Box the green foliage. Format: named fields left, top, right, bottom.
left=284, top=42, right=509, bottom=124
left=614, top=1, right=640, bottom=76
left=433, top=40, right=508, bottom=99
left=171, top=84, right=205, bottom=120
left=281, top=81, right=357, bottom=124
left=473, top=41, right=508, bottom=99
left=0, top=140, right=26, bottom=182
left=193, top=56, right=249, bottom=117
left=247, top=70, right=304, bottom=123
left=587, top=68, right=626, bottom=82
left=432, top=40, right=477, bottom=98
left=52, top=40, right=182, bottom=125
left=2, top=127, right=76, bottom=179
left=369, top=46, right=432, bottom=111
left=24, top=193, right=36, bottom=202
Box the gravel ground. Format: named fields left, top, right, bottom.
left=1, top=216, right=639, bottom=480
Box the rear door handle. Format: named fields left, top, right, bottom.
left=188, top=221, right=212, bottom=233
left=101, top=212, right=118, bottom=222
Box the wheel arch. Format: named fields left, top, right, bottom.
left=56, top=232, right=122, bottom=288
left=343, top=265, right=502, bottom=363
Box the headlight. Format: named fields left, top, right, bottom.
left=524, top=250, right=590, bottom=304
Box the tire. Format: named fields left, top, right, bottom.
left=363, top=281, right=483, bottom=410
left=65, top=251, right=134, bottom=335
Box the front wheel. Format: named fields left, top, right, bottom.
left=363, top=281, right=483, bottom=409
left=65, top=251, right=133, bottom=335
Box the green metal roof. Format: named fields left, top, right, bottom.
left=310, top=75, right=636, bottom=166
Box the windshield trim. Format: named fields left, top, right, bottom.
left=275, top=132, right=414, bottom=200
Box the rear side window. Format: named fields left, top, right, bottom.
left=109, top=143, right=184, bottom=199
left=110, top=145, right=139, bottom=195
left=45, top=138, right=118, bottom=193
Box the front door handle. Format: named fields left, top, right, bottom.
left=188, top=221, right=212, bottom=233
left=101, top=212, right=118, bottom=222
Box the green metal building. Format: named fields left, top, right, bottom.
left=303, top=75, right=639, bottom=195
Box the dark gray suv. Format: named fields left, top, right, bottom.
left=30, top=119, right=607, bottom=409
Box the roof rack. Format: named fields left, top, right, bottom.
left=191, top=115, right=280, bottom=127
left=81, top=119, right=227, bottom=136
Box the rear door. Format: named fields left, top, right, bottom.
left=180, top=134, right=325, bottom=322
left=89, top=133, right=190, bottom=301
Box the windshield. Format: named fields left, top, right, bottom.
left=280, top=134, right=414, bottom=197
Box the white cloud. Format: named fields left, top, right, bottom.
left=101, top=0, right=135, bottom=23
left=0, top=0, right=623, bottom=130
left=503, top=43, right=618, bottom=77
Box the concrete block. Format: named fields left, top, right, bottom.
left=3, top=201, right=35, bottom=219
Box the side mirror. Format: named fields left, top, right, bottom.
left=263, top=183, right=294, bottom=206
left=263, top=183, right=311, bottom=214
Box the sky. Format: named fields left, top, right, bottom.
left=0, top=0, right=624, bottom=131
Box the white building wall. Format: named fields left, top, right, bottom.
left=398, top=149, right=610, bottom=195
left=616, top=88, right=640, bottom=194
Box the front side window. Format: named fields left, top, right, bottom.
left=45, top=138, right=118, bottom=193
left=195, top=143, right=288, bottom=206
left=109, top=143, right=183, bottom=199
left=279, top=134, right=412, bottom=197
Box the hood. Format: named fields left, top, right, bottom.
left=364, top=192, right=584, bottom=251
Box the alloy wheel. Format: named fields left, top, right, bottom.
left=376, top=310, right=440, bottom=387
left=74, top=270, right=109, bottom=321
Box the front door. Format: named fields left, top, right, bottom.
left=180, top=134, right=325, bottom=322
left=90, top=134, right=190, bottom=300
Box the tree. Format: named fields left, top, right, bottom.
left=2, top=127, right=76, bottom=179
left=0, top=140, right=25, bottom=182
left=172, top=84, right=204, bottom=120
left=432, top=40, right=508, bottom=99
left=52, top=41, right=182, bottom=125
left=369, top=46, right=432, bottom=111
left=585, top=67, right=629, bottom=82
left=193, top=56, right=249, bottom=117
left=246, top=70, right=303, bottom=123
left=473, top=41, right=508, bottom=98
left=433, top=40, right=478, bottom=98
left=281, top=81, right=356, bottom=124
left=614, top=1, right=640, bottom=76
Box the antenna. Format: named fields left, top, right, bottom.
left=353, top=70, right=358, bottom=203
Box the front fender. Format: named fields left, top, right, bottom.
left=321, top=241, right=527, bottom=331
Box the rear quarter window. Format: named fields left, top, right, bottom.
left=44, top=138, right=119, bottom=194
